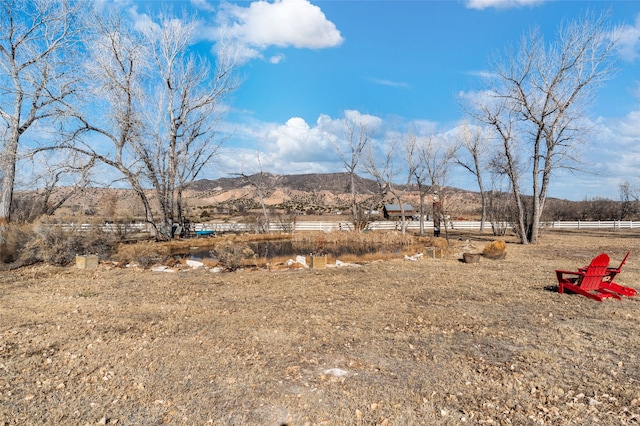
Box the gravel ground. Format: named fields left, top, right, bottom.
left=2, top=230, right=640, bottom=425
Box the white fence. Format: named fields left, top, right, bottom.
left=193, top=220, right=640, bottom=233
left=57, top=220, right=640, bottom=235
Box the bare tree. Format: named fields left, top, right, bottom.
left=0, top=0, right=82, bottom=228
left=63, top=10, right=158, bottom=231
left=417, top=135, right=453, bottom=239
left=364, top=137, right=417, bottom=235
left=403, top=131, right=430, bottom=234
left=141, top=16, right=239, bottom=237
left=66, top=9, right=239, bottom=239
left=233, top=155, right=272, bottom=233
left=11, top=152, right=95, bottom=223
left=334, top=111, right=378, bottom=230
left=618, top=181, right=639, bottom=221
left=472, top=11, right=618, bottom=243
left=452, top=122, right=489, bottom=231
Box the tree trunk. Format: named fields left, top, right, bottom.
left=0, top=127, right=19, bottom=225
left=350, top=172, right=358, bottom=228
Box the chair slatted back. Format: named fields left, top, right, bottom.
left=580, top=253, right=610, bottom=291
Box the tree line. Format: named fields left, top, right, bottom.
left=325, top=10, right=620, bottom=244
left=1, top=0, right=239, bottom=241
left=1, top=2, right=622, bottom=244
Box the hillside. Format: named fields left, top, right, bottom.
left=182, top=172, right=480, bottom=217
left=187, top=172, right=381, bottom=194
left=14, top=172, right=481, bottom=220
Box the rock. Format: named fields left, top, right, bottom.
left=404, top=253, right=423, bottom=261
left=151, top=266, right=169, bottom=272
left=324, top=368, right=349, bottom=377
left=186, top=259, right=204, bottom=269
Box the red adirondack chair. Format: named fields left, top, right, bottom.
left=601, top=252, right=637, bottom=297
left=556, top=253, right=623, bottom=301
left=577, top=252, right=636, bottom=297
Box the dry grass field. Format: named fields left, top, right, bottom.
left=2, top=230, right=640, bottom=425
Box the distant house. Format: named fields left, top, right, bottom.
left=383, top=204, right=416, bottom=220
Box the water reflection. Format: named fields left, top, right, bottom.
left=187, top=239, right=398, bottom=260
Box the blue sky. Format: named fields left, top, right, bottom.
left=125, top=1, right=640, bottom=200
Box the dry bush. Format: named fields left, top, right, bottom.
left=26, top=220, right=116, bottom=266
left=0, top=219, right=117, bottom=267
left=211, top=237, right=255, bottom=271
left=307, top=230, right=415, bottom=246
left=417, top=236, right=450, bottom=249
left=113, top=241, right=169, bottom=267
left=292, top=230, right=415, bottom=257
left=0, top=223, right=35, bottom=265
left=483, top=240, right=507, bottom=259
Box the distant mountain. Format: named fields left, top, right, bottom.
left=187, top=172, right=383, bottom=194
left=13, top=172, right=483, bottom=221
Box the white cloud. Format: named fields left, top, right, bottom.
left=369, top=78, right=410, bottom=89
left=220, top=0, right=343, bottom=48
left=457, top=89, right=497, bottom=110
left=264, top=116, right=337, bottom=164
left=214, top=0, right=343, bottom=62
left=190, top=0, right=216, bottom=12
left=215, top=111, right=389, bottom=176
left=127, top=6, right=161, bottom=34
left=269, top=54, right=286, bottom=64
left=465, top=70, right=496, bottom=79
left=617, top=14, right=640, bottom=62
left=464, top=0, right=545, bottom=10
left=343, top=110, right=383, bottom=130
left=213, top=108, right=640, bottom=201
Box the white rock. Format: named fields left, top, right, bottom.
left=151, top=266, right=169, bottom=272
left=186, top=259, right=204, bottom=268
left=324, top=368, right=349, bottom=377
left=404, top=253, right=424, bottom=261
left=295, top=255, right=308, bottom=267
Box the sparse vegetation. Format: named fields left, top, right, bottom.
left=211, top=237, right=255, bottom=271
left=0, top=219, right=117, bottom=269
left=2, top=231, right=640, bottom=425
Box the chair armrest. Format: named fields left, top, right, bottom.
left=556, top=269, right=584, bottom=281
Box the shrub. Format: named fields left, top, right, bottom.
left=113, top=240, right=167, bottom=267
left=483, top=240, right=507, bottom=259
left=1, top=223, right=34, bottom=265
left=211, top=238, right=254, bottom=271
left=1, top=219, right=117, bottom=267
left=26, top=220, right=117, bottom=266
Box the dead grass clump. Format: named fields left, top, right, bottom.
left=114, top=240, right=169, bottom=267
left=337, top=251, right=396, bottom=263
left=483, top=240, right=507, bottom=259
left=5, top=219, right=117, bottom=267
left=211, top=237, right=255, bottom=271
left=294, top=230, right=415, bottom=246
left=419, top=236, right=449, bottom=249
left=1, top=222, right=34, bottom=265
left=30, top=226, right=85, bottom=266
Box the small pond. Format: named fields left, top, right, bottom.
left=186, top=239, right=403, bottom=260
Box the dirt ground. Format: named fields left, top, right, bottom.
left=2, top=230, right=640, bottom=425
